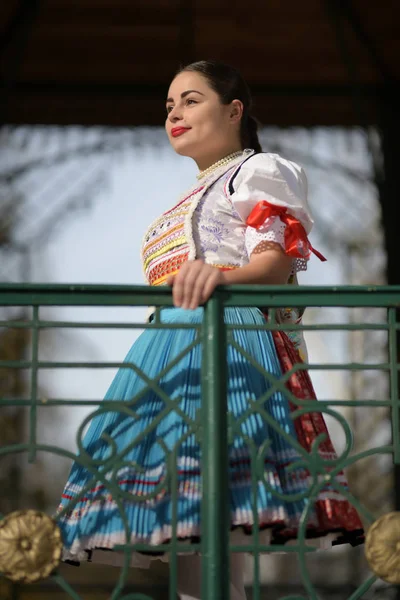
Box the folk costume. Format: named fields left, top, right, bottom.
left=57, top=150, right=364, bottom=577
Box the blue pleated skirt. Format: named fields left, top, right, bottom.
left=56, top=307, right=340, bottom=565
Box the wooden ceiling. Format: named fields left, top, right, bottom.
left=1, top=0, right=399, bottom=126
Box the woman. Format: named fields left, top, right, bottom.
left=57, top=61, right=364, bottom=600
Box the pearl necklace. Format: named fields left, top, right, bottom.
left=196, top=151, right=243, bottom=180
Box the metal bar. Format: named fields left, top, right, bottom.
left=0, top=398, right=393, bottom=407
left=251, top=444, right=261, bottom=600
left=389, top=308, right=400, bottom=464
left=347, top=574, right=378, bottom=600
left=27, top=305, right=39, bottom=463
left=226, top=322, right=389, bottom=331
left=2, top=282, right=400, bottom=307
left=201, top=298, right=229, bottom=600
left=51, top=572, right=83, bottom=600
left=169, top=448, right=178, bottom=600
left=0, top=359, right=391, bottom=371
left=3, top=282, right=400, bottom=294
left=0, top=318, right=392, bottom=332
left=0, top=320, right=200, bottom=330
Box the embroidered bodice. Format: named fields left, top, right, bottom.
left=142, top=186, right=201, bottom=286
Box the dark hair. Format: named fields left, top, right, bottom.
left=177, top=60, right=262, bottom=153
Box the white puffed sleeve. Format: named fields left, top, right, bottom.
left=227, top=153, right=314, bottom=271
left=228, top=152, right=313, bottom=233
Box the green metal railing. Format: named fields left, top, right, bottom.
left=0, top=283, right=399, bottom=600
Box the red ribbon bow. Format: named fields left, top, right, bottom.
left=246, top=201, right=326, bottom=261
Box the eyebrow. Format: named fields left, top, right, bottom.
left=166, top=90, right=205, bottom=104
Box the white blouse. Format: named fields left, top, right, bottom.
left=192, top=153, right=311, bottom=274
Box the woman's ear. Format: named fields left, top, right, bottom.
left=229, top=99, right=244, bottom=124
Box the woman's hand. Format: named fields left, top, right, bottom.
left=166, top=260, right=224, bottom=309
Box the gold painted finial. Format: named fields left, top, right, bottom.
left=0, top=510, right=63, bottom=583
left=365, top=511, right=400, bottom=584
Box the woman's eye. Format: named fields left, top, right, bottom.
left=166, top=106, right=173, bottom=113
left=186, top=99, right=197, bottom=106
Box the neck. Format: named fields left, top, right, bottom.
left=195, top=146, right=243, bottom=172
left=196, top=149, right=246, bottom=181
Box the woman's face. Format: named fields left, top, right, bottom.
left=165, top=71, right=242, bottom=166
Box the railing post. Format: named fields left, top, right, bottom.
left=201, top=294, right=229, bottom=600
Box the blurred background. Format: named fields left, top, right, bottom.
left=0, top=1, right=399, bottom=598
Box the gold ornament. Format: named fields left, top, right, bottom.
left=365, top=511, right=400, bottom=584
left=0, top=510, right=63, bottom=583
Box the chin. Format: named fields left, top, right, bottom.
left=171, top=139, right=196, bottom=158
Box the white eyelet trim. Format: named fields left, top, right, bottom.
left=245, top=216, right=308, bottom=274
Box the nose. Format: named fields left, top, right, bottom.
left=168, top=106, right=183, bottom=123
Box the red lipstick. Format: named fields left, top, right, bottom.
left=171, top=127, right=190, bottom=138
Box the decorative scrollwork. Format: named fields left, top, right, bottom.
left=0, top=510, right=62, bottom=583
left=365, top=511, right=400, bottom=584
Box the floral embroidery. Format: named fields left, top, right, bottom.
left=199, top=216, right=230, bottom=253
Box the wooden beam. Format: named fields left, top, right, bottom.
left=3, top=81, right=389, bottom=126
left=337, top=0, right=393, bottom=82
left=1, top=0, right=41, bottom=124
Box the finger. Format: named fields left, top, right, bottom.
left=166, top=274, right=175, bottom=286
left=181, top=261, right=205, bottom=308
left=201, top=270, right=222, bottom=304
left=172, top=273, right=183, bottom=307
left=172, top=261, right=196, bottom=307
left=188, top=269, right=213, bottom=309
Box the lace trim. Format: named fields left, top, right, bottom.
left=245, top=216, right=308, bottom=274
left=293, top=257, right=308, bottom=272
